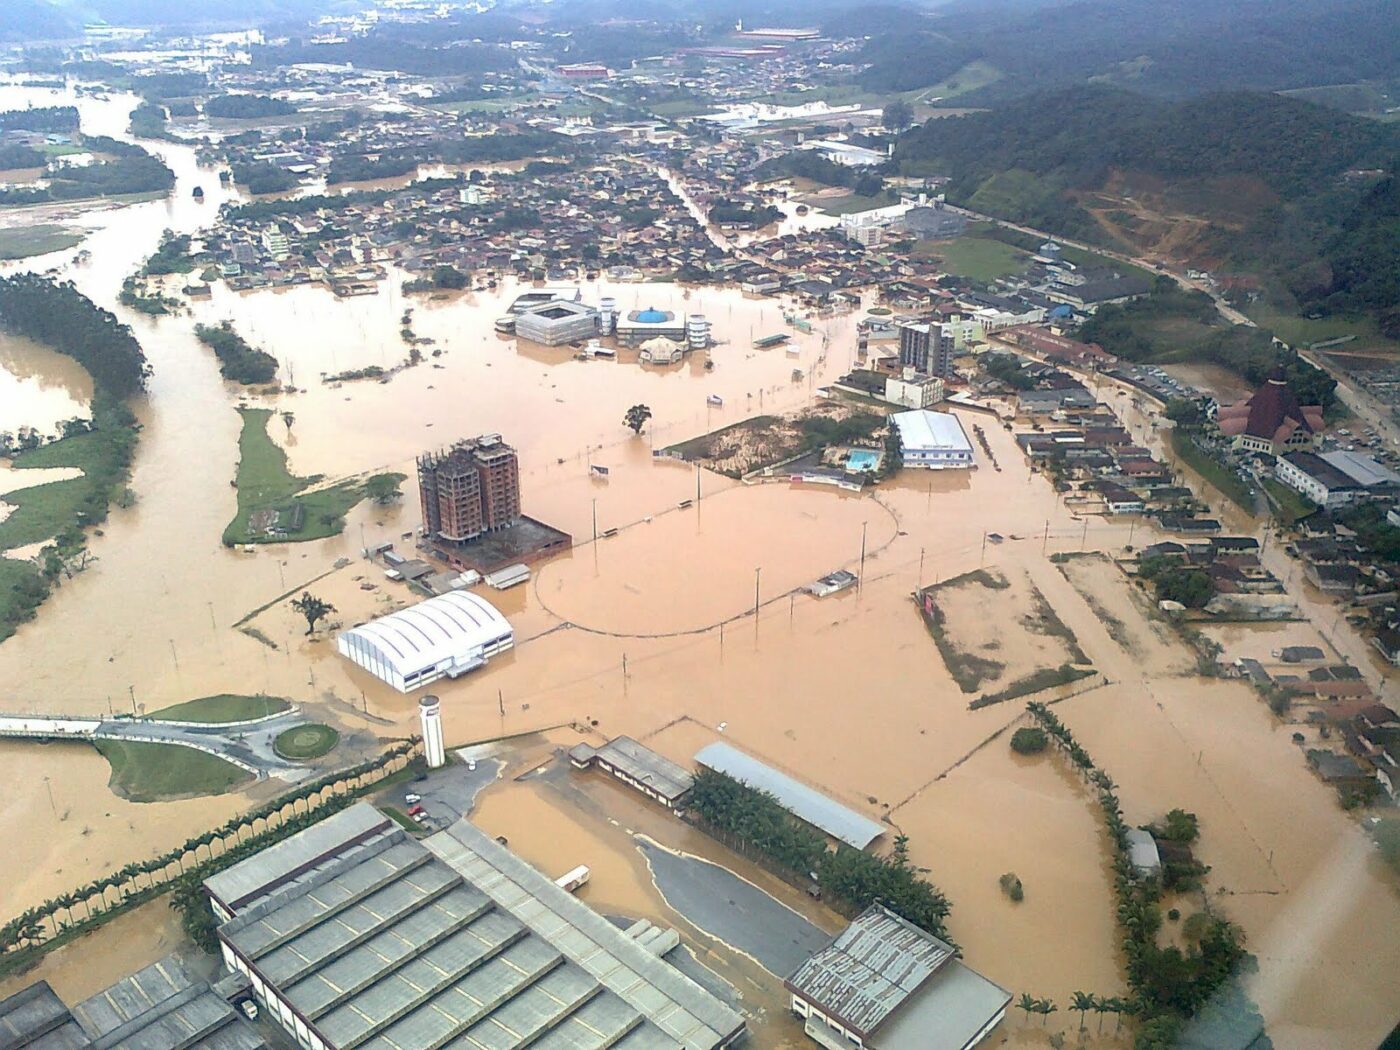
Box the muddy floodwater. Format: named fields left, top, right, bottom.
left=0, top=333, right=93, bottom=436
left=0, top=81, right=1398, bottom=1049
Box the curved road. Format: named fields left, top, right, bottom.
left=0, top=709, right=313, bottom=779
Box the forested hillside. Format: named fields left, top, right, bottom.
left=895, top=87, right=1400, bottom=335
left=852, top=0, right=1400, bottom=105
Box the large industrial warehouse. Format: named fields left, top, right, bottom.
left=206, top=804, right=746, bottom=1050
left=336, top=591, right=513, bottom=693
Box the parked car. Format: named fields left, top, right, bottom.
left=408, top=804, right=426, bottom=816
left=404, top=793, right=421, bottom=804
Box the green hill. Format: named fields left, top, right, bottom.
left=895, top=87, right=1400, bottom=337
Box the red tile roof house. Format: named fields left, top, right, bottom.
left=1216, top=370, right=1325, bottom=455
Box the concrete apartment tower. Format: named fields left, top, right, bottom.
left=418, top=435, right=522, bottom=544
left=419, top=694, right=446, bottom=768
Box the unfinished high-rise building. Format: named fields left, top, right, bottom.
left=418, top=434, right=521, bottom=545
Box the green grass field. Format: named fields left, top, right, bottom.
left=274, top=723, right=339, bottom=760
left=0, top=225, right=84, bottom=260
left=0, top=431, right=112, bottom=552
left=151, top=693, right=290, bottom=723
left=224, top=408, right=397, bottom=546
left=429, top=94, right=541, bottom=114
left=805, top=192, right=890, bottom=216
left=909, top=60, right=1003, bottom=104
left=1245, top=301, right=1399, bottom=353
left=916, top=235, right=1030, bottom=282
left=1262, top=478, right=1318, bottom=525
left=94, top=739, right=252, bottom=802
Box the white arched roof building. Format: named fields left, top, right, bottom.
left=336, top=591, right=513, bottom=693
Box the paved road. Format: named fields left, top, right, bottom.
left=636, top=839, right=832, bottom=976
left=0, top=709, right=312, bottom=779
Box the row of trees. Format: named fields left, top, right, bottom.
left=194, top=321, right=279, bottom=385
left=1025, top=703, right=1260, bottom=1048
left=0, top=274, right=149, bottom=397
left=325, top=131, right=570, bottom=185
left=687, top=768, right=952, bottom=941
left=205, top=94, right=297, bottom=120
left=0, top=740, right=420, bottom=971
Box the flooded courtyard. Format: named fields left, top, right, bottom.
left=0, top=81, right=1398, bottom=1050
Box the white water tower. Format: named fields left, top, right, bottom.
left=419, top=694, right=446, bottom=769
left=599, top=297, right=617, bottom=335
left=686, top=314, right=710, bottom=351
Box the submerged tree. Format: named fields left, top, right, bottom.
left=623, top=403, right=652, bottom=435
left=291, top=591, right=335, bottom=634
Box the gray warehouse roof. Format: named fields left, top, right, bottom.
left=569, top=736, right=694, bottom=802
left=0, top=983, right=89, bottom=1050
left=216, top=810, right=743, bottom=1050
left=0, top=957, right=265, bottom=1050
left=204, top=802, right=393, bottom=914
left=786, top=906, right=1010, bottom=1050
left=72, top=955, right=264, bottom=1050
left=693, top=742, right=885, bottom=849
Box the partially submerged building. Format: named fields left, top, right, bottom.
left=785, top=905, right=1010, bottom=1050
left=889, top=410, right=974, bottom=471
left=204, top=803, right=745, bottom=1050
left=695, top=741, right=885, bottom=850
left=513, top=299, right=600, bottom=346
left=419, top=435, right=522, bottom=546
left=336, top=590, right=513, bottom=692
left=569, top=736, right=694, bottom=808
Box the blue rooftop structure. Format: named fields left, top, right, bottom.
left=635, top=307, right=670, bottom=323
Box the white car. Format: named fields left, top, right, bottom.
left=404, top=793, right=422, bottom=804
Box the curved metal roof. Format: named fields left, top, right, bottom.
left=340, top=591, right=510, bottom=675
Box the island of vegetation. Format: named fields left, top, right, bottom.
left=0, top=274, right=147, bottom=643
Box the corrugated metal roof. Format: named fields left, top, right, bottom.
left=204, top=803, right=392, bottom=913
left=693, top=742, right=885, bottom=849
left=785, top=906, right=950, bottom=1038
left=212, top=811, right=744, bottom=1050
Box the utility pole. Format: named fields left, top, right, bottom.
left=592, top=498, right=598, bottom=543
left=858, top=521, right=868, bottom=587
left=695, top=464, right=701, bottom=503
left=1042, top=519, right=1050, bottom=554
left=128, top=684, right=137, bottom=718
left=1080, top=517, right=1088, bottom=551
left=753, top=567, right=762, bottom=619
left=980, top=530, right=987, bottom=566
left=918, top=547, right=925, bottom=589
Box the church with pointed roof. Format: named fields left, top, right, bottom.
left=1216, top=370, right=1324, bottom=455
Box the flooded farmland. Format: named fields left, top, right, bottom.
left=0, top=81, right=1398, bottom=1050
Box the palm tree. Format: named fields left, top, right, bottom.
left=1017, top=993, right=1037, bottom=1024
left=1091, top=994, right=1110, bottom=1033
left=1070, top=991, right=1094, bottom=1032
left=1036, top=998, right=1058, bottom=1026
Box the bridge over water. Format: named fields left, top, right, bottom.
left=0, top=708, right=313, bottom=780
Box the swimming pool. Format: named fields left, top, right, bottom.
left=845, top=449, right=881, bottom=472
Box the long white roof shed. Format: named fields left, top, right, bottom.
left=694, top=741, right=886, bottom=850
left=336, top=591, right=513, bottom=693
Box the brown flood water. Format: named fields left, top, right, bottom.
left=0, top=332, right=93, bottom=437
left=0, top=83, right=1397, bottom=1048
